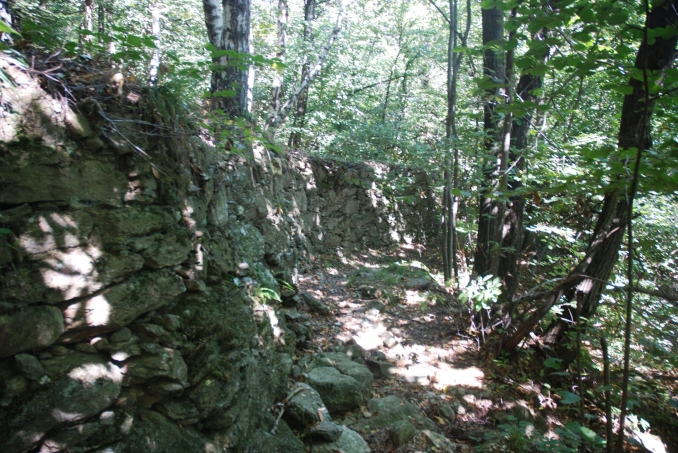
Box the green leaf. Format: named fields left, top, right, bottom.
left=0, top=228, right=12, bottom=235
left=544, top=357, right=563, bottom=370
left=211, top=89, right=237, bottom=98
left=557, top=391, right=581, bottom=405
left=0, top=21, right=20, bottom=36
left=578, top=5, right=595, bottom=23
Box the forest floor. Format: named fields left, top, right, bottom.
left=292, top=243, right=570, bottom=453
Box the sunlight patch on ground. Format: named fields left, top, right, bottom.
left=404, top=290, right=427, bottom=306
left=384, top=343, right=484, bottom=390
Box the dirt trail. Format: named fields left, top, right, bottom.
left=293, top=244, right=507, bottom=452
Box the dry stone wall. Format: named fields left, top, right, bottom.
left=0, top=56, right=438, bottom=453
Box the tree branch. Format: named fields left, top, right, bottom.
left=267, top=0, right=349, bottom=134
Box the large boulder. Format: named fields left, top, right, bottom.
left=352, top=395, right=437, bottom=433
left=0, top=305, right=64, bottom=358
left=120, top=347, right=188, bottom=386
left=305, top=353, right=373, bottom=414
left=284, top=382, right=331, bottom=429
left=60, top=269, right=185, bottom=342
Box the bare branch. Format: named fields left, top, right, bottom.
left=267, top=0, right=350, bottom=134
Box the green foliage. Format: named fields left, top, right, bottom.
left=460, top=275, right=502, bottom=312
left=254, top=287, right=281, bottom=304
left=475, top=416, right=605, bottom=453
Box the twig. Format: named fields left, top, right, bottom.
left=270, top=402, right=285, bottom=435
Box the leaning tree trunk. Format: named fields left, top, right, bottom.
left=203, top=0, right=251, bottom=117
left=502, top=0, right=678, bottom=358
left=474, top=4, right=504, bottom=277
left=266, top=0, right=288, bottom=129
left=288, top=0, right=316, bottom=149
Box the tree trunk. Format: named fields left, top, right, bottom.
left=149, top=1, right=161, bottom=85
left=203, top=0, right=251, bottom=117
left=474, top=5, right=504, bottom=277
left=499, top=30, right=548, bottom=317
left=266, top=0, right=288, bottom=129
left=288, top=0, right=316, bottom=149
left=502, top=0, right=678, bottom=356
left=81, top=0, right=94, bottom=44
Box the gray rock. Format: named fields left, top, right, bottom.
left=301, top=291, right=331, bottom=315
left=60, top=269, right=185, bottom=342
left=284, top=382, right=331, bottom=429
left=307, top=420, right=344, bottom=442
left=307, top=366, right=370, bottom=414
left=0, top=306, right=64, bottom=358
left=404, top=278, right=431, bottom=290
left=389, top=420, right=417, bottom=447
left=439, top=403, right=456, bottom=422
left=121, top=347, right=188, bottom=386
left=244, top=414, right=305, bottom=453
left=49, top=345, right=69, bottom=356
left=110, top=327, right=132, bottom=343
left=99, top=337, right=142, bottom=362
left=423, top=430, right=456, bottom=452
left=1, top=375, right=28, bottom=405
left=74, top=342, right=97, bottom=353
left=97, top=251, right=145, bottom=286
left=125, top=410, right=224, bottom=453
left=152, top=314, right=183, bottom=332
left=1, top=354, right=122, bottom=453
left=155, top=399, right=200, bottom=425
left=39, top=419, right=103, bottom=453
left=0, top=159, right=126, bottom=205
left=142, top=233, right=192, bottom=269
left=358, top=285, right=383, bottom=299
left=311, top=425, right=370, bottom=453
left=345, top=343, right=366, bottom=362
left=187, top=377, right=223, bottom=419
left=379, top=331, right=397, bottom=348
left=365, top=358, right=396, bottom=378
left=353, top=396, right=437, bottom=433
left=15, top=353, right=46, bottom=381
left=93, top=207, right=171, bottom=247
left=132, top=323, right=181, bottom=348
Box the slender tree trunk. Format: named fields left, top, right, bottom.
left=438, top=0, right=470, bottom=283
left=203, top=0, right=251, bottom=117
left=489, top=10, right=515, bottom=277
left=81, top=0, right=93, bottom=44
left=442, top=0, right=458, bottom=282
left=149, top=1, right=161, bottom=85
left=97, top=1, right=104, bottom=44
left=289, top=0, right=316, bottom=149
left=502, top=0, right=678, bottom=358
left=499, top=27, right=549, bottom=318
left=266, top=0, right=288, bottom=129
left=474, top=5, right=504, bottom=277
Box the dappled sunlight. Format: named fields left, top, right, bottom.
left=384, top=342, right=485, bottom=390
left=19, top=212, right=113, bottom=331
